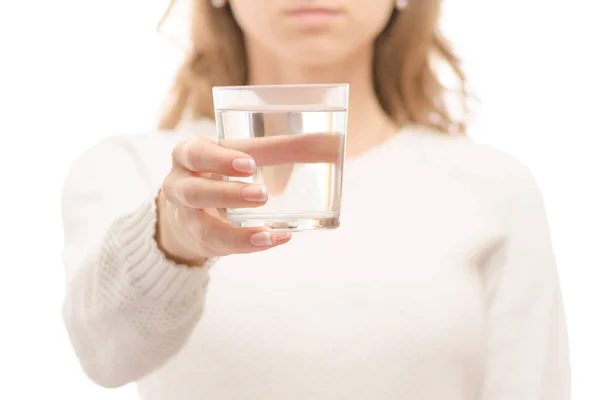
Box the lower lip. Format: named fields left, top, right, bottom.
left=285, top=9, right=342, bottom=23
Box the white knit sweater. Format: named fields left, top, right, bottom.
left=61, top=119, right=570, bottom=399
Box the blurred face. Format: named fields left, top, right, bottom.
left=228, top=0, right=395, bottom=65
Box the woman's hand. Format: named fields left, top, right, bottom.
left=156, top=136, right=292, bottom=265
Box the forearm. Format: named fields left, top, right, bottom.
left=63, top=198, right=212, bottom=388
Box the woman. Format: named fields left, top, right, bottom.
left=61, top=0, right=570, bottom=399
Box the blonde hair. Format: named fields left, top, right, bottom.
left=158, top=0, right=471, bottom=134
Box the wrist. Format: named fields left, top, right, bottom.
left=155, top=190, right=208, bottom=267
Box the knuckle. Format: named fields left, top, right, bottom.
left=187, top=139, right=204, bottom=162
left=171, top=143, right=180, bottom=162
left=188, top=137, right=217, bottom=171
left=213, top=183, right=230, bottom=205
left=173, top=138, right=209, bottom=170
left=172, top=139, right=191, bottom=163
left=231, top=234, right=249, bottom=251
left=161, top=173, right=177, bottom=201
left=178, top=179, right=200, bottom=206
left=216, top=227, right=248, bottom=252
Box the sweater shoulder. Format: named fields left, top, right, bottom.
left=405, top=126, right=539, bottom=191
left=66, top=118, right=218, bottom=187
left=93, top=118, right=217, bottom=159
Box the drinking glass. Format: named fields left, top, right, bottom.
left=213, top=84, right=348, bottom=232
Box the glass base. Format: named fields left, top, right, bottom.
left=229, top=215, right=340, bottom=232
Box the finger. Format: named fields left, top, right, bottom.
left=220, top=132, right=344, bottom=166
left=190, top=210, right=293, bottom=255
left=165, top=175, right=268, bottom=209
left=173, top=137, right=257, bottom=176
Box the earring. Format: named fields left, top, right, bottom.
left=396, top=0, right=408, bottom=10
left=211, top=0, right=226, bottom=8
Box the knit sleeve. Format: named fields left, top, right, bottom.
left=479, top=161, right=571, bottom=399
left=61, top=137, right=216, bottom=388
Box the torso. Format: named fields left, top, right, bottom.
left=126, top=120, right=507, bottom=399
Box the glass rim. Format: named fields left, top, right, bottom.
left=213, top=83, right=349, bottom=91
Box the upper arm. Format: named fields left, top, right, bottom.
left=61, top=137, right=155, bottom=282
left=480, top=158, right=570, bottom=399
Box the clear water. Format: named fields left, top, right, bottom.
left=216, top=106, right=347, bottom=231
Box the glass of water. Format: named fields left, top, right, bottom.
left=213, top=84, right=348, bottom=232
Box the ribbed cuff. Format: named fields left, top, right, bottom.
left=104, top=197, right=219, bottom=303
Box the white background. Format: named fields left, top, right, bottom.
left=0, top=0, right=598, bottom=399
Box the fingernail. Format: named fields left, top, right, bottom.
left=274, top=232, right=292, bottom=242
left=232, top=158, right=256, bottom=174
left=249, top=231, right=291, bottom=247
left=240, top=185, right=267, bottom=202
left=250, top=232, right=273, bottom=247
